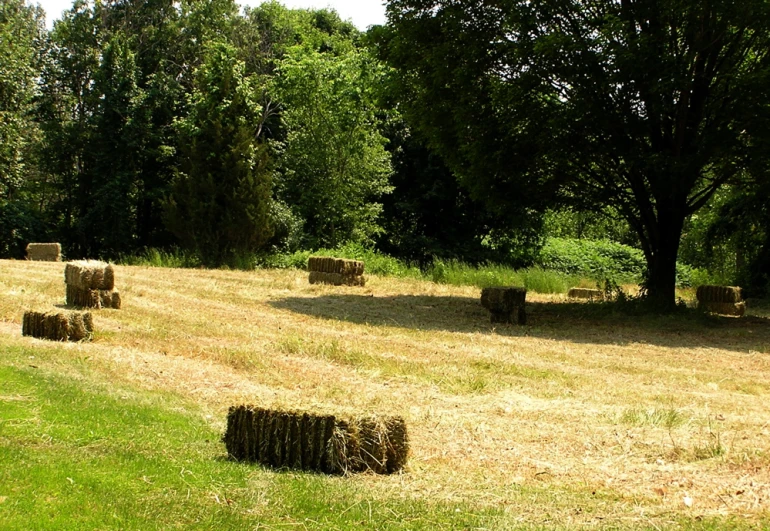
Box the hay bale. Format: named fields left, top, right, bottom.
left=22, top=310, right=93, bottom=341
left=700, top=301, right=746, bottom=317
left=308, top=256, right=365, bottom=276
left=66, top=285, right=121, bottom=309
left=696, top=285, right=742, bottom=304
left=223, top=406, right=408, bottom=475
left=64, top=260, right=115, bottom=290
left=26, top=243, right=62, bottom=262
left=308, top=271, right=366, bottom=287
left=480, top=286, right=527, bottom=325
left=567, top=287, right=604, bottom=301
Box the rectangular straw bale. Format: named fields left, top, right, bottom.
left=699, top=301, right=746, bottom=317
left=223, top=405, right=408, bottom=475
left=22, top=310, right=93, bottom=341
left=66, top=285, right=121, bottom=309
left=308, top=271, right=366, bottom=287
left=308, top=256, right=365, bottom=277
left=695, top=285, right=742, bottom=304
left=480, top=286, right=527, bottom=312
left=26, top=243, right=62, bottom=262
left=64, top=261, right=115, bottom=290
left=480, top=286, right=527, bottom=325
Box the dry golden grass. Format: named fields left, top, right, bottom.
left=2, top=259, right=770, bottom=526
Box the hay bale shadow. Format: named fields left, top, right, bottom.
left=269, top=294, right=770, bottom=352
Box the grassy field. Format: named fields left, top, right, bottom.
left=1, top=259, right=769, bottom=529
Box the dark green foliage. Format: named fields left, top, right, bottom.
left=166, top=42, right=273, bottom=267
left=0, top=0, right=46, bottom=258
left=381, top=0, right=770, bottom=307
left=0, top=199, right=45, bottom=258
left=378, top=119, right=543, bottom=267
left=537, top=238, right=646, bottom=282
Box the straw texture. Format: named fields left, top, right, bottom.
left=223, top=405, right=408, bottom=475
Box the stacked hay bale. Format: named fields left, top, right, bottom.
left=22, top=310, right=93, bottom=341
left=696, top=285, right=745, bottom=316
left=567, top=287, right=604, bottom=301
left=223, top=405, right=408, bottom=475
left=64, top=261, right=121, bottom=309
left=307, top=257, right=365, bottom=286
left=26, top=243, right=62, bottom=262
left=480, top=286, right=527, bottom=324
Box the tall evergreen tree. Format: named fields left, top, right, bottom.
left=166, top=42, right=273, bottom=266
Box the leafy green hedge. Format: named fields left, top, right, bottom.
left=536, top=237, right=695, bottom=287
left=535, top=238, right=645, bottom=281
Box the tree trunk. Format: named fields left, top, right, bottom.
left=641, top=207, right=686, bottom=309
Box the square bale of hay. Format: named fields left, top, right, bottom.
left=223, top=405, right=408, bottom=475
left=308, top=271, right=366, bottom=287
left=26, top=243, right=62, bottom=262
left=480, top=286, right=527, bottom=325
left=695, top=285, right=743, bottom=304
left=699, top=301, right=746, bottom=317
left=22, top=310, right=93, bottom=341
left=64, top=260, right=115, bottom=291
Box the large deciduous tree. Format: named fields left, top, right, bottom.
left=0, top=0, right=45, bottom=257
left=273, top=47, right=392, bottom=248
left=382, top=0, right=770, bottom=307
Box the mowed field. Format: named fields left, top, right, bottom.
left=1, top=259, right=770, bottom=529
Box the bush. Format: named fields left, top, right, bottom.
left=537, top=237, right=693, bottom=288
left=536, top=238, right=646, bottom=281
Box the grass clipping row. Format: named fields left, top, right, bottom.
left=26, top=243, right=62, bottom=262
left=308, top=256, right=365, bottom=286
left=696, top=285, right=745, bottom=316
left=224, top=406, right=408, bottom=475
left=22, top=310, right=93, bottom=341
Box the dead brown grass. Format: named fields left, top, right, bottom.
left=2, top=258, right=770, bottom=526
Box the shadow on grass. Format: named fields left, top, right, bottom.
left=269, top=294, right=770, bottom=352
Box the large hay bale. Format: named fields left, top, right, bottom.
left=308, top=256, right=365, bottom=276
left=64, top=260, right=115, bottom=290
left=22, top=310, right=93, bottom=341
left=223, top=406, right=408, bottom=475
left=308, top=271, right=366, bottom=287
left=696, top=285, right=742, bottom=304
left=567, top=287, right=604, bottom=301
left=480, top=286, right=527, bottom=325
left=700, top=301, right=746, bottom=317
left=66, top=285, right=121, bottom=309
left=26, top=243, right=62, bottom=262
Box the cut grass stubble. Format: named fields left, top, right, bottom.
left=2, top=259, right=770, bottom=528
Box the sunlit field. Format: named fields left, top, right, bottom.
left=1, top=259, right=769, bottom=529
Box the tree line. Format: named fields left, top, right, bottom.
left=1, top=0, right=769, bottom=307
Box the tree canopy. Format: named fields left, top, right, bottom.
left=381, top=0, right=770, bottom=305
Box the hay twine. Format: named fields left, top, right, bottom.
left=223, top=405, right=408, bottom=475
left=22, top=310, right=94, bottom=341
